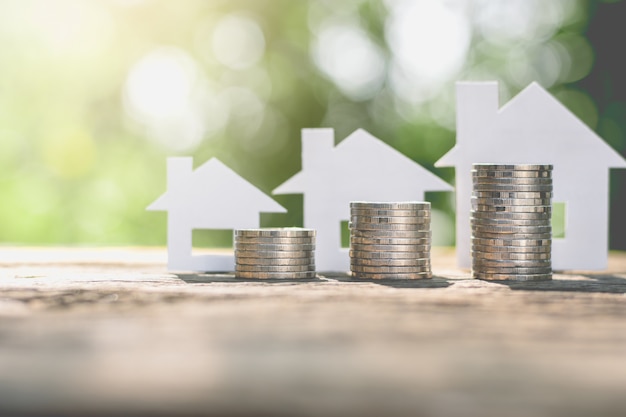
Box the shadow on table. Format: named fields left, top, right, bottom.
left=322, top=273, right=452, bottom=289
left=175, top=272, right=451, bottom=288
left=498, top=272, right=626, bottom=294
left=176, top=273, right=324, bottom=284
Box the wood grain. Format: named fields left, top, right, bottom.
left=1, top=247, right=625, bottom=417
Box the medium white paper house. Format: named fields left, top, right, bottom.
left=436, top=81, right=626, bottom=270
left=274, top=128, right=453, bottom=271
left=148, top=157, right=286, bottom=272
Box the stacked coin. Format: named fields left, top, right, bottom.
left=234, top=228, right=316, bottom=279
left=349, top=202, right=432, bottom=279
left=471, top=164, right=553, bottom=281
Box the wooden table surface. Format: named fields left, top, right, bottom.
left=1, top=247, right=626, bottom=417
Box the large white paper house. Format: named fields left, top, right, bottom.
left=436, top=81, right=626, bottom=270
left=273, top=128, right=453, bottom=271
left=148, top=157, right=286, bottom=272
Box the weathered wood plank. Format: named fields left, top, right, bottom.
left=0, top=247, right=625, bottom=417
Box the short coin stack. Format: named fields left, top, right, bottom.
left=349, top=202, right=432, bottom=279
left=234, top=228, right=316, bottom=279
left=471, top=164, right=553, bottom=281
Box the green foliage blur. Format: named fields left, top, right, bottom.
left=0, top=0, right=623, bottom=247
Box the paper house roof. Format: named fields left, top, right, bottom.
left=148, top=157, right=286, bottom=229
left=275, top=128, right=452, bottom=212
left=437, top=82, right=626, bottom=170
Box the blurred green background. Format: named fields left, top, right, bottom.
left=0, top=0, right=624, bottom=248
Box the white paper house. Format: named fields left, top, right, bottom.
left=273, top=128, right=453, bottom=271
left=436, top=81, right=626, bottom=270
left=148, top=157, right=286, bottom=272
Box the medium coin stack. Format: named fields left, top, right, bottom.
left=234, top=228, right=316, bottom=279
left=471, top=163, right=553, bottom=281
left=349, top=202, right=432, bottom=279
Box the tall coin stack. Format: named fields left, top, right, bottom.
left=471, top=164, right=553, bottom=281
left=349, top=202, right=432, bottom=279
left=234, top=228, right=316, bottom=279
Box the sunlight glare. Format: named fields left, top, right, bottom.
left=312, top=22, right=385, bottom=100
left=212, top=14, right=266, bottom=70
left=125, top=47, right=197, bottom=121
left=386, top=0, right=471, bottom=99
left=124, top=47, right=219, bottom=152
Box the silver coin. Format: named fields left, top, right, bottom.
left=471, top=238, right=551, bottom=247
left=471, top=223, right=552, bottom=232
left=471, top=224, right=552, bottom=233
left=472, top=184, right=553, bottom=192
left=471, top=244, right=551, bottom=254
left=472, top=251, right=550, bottom=260
left=472, top=231, right=552, bottom=240
left=350, top=258, right=430, bottom=267
left=236, top=257, right=315, bottom=266
left=235, top=228, right=316, bottom=238
left=351, top=265, right=431, bottom=273
left=351, top=261, right=431, bottom=270
left=473, top=184, right=553, bottom=195
left=472, top=191, right=553, bottom=199
left=472, top=272, right=552, bottom=281
left=473, top=252, right=552, bottom=261
left=471, top=266, right=552, bottom=274
left=349, top=250, right=429, bottom=259
left=351, top=271, right=432, bottom=280
left=236, top=265, right=315, bottom=273
left=470, top=211, right=551, bottom=220
left=235, top=243, right=316, bottom=251
left=348, top=222, right=430, bottom=232
left=471, top=218, right=550, bottom=227
left=350, top=243, right=430, bottom=252
left=350, top=202, right=431, bottom=210
left=350, top=215, right=431, bottom=225
left=472, top=230, right=552, bottom=238
left=235, top=264, right=316, bottom=273
left=350, top=236, right=431, bottom=245
left=235, top=270, right=317, bottom=279
left=470, top=218, right=552, bottom=228
left=350, top=229, right=432, bottom=238
left=472, top=188, right=554, bottom=196
left=472, top=204, right=552, bottom=213
left=472, top=170, right=552, bottom=178
left=350, top=209, right=431, bottom=217
left=472, top=264, right=552, bottom=274
left=349, top=222, right=430, bottom=231
left=471, top=197, right=552, bottom=206
left=473, top=164, right=553, bottom=171
left=234, top=236, right=315, bottom=245
left=350, top=265, right=432, bottom=274
left=235, top=250, right=315, bottom=259
left=348, top=222, right=430, bottom=233
left=472, top=178, right=553, bottom=186
left=472, top=258, right=551, bottom=268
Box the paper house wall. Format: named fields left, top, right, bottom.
left=436, top=81, right=626, bottom=270
left=274, top=128, right=453, bottom=271
left=148, top=157, right=286, bottom=272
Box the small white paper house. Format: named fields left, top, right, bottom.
left=148, top=157, right=286, bottom=272
left=436, top=81, right=626, bottom=270
left=274, top=128, right=453, bottom=271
